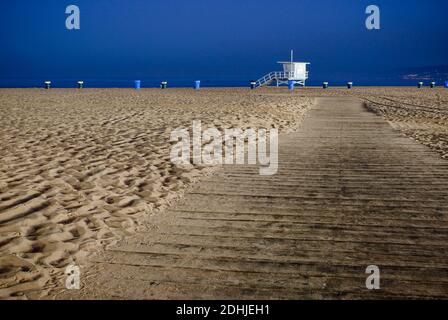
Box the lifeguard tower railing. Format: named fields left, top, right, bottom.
left=255, top=71, right=309, bottom=88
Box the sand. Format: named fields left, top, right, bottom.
left=0, top=88, right=312, bottom=299
left=1, top=86, right=447, bottom=299
left=361, top=89, right=448, bottom=160
left=55, top=96, right=448, bottom=300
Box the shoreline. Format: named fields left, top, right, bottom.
left=0, top=85, right=446, bottom=90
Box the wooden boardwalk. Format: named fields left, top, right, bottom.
left=60, top=97, right=448, bottom=299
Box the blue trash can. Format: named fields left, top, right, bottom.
left=445, top=80, right=448, bottom=88
left=288, top=80, right=295, bottom=91
left=135, top=80, right=141, bottom=90
left=194, top=80, right=201, bottom=90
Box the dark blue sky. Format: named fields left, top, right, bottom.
left=1, top=0, right=447, bottom=85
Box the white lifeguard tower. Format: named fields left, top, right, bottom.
left=255, top=50, right=310, bottom=88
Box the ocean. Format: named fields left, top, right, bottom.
left=1, top=67, right=447, bottom=88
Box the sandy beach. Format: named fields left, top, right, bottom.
left=0, top=87, right=447, bottom=299
left=0, top=88, right=312, bottom=299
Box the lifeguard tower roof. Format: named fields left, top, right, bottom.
left=277, top=61, right=310, bottom=64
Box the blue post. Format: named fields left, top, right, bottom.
left=194, top=80, right=201, bottom=90
left=288, top=80, right=295, bottom=91
left=135, top=80, right=141, bottom=90
left=445, top=80, right=448, bottom=88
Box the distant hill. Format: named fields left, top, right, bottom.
left=401, top=65, right=448, bottom=82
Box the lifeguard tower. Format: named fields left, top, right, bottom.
left=255, top=50, right=310, bottom=88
